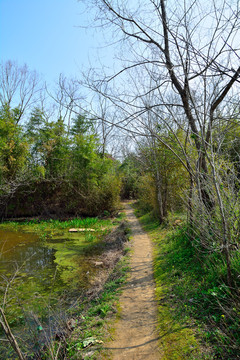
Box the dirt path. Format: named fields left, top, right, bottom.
left=105, top=203, right=161, bottom=359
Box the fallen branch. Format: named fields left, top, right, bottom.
left=0, top=307, right=25, bottom=360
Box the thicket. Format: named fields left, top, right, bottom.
left=0, top=104, right=121, bottom=218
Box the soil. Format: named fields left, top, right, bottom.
left=85, top=222, right=130, bottom=299
left=105, top=202, right=161, bottom=359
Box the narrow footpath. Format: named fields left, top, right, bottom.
left=105, top=202, right=161, bottom=359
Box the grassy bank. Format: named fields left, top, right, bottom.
left=135, top=208, right=226, bottom=359
left=136, top=207, right=240, bottom=359
left=44, top=220, right=131, bottom=360
left=0, top=215, right=115, bottom=239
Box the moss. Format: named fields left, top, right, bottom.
left=157, top=285, right=203, bottom=360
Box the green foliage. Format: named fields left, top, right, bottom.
left=214, top=119, right=240, bottom=175
left=70, top=114, right=94, bottom=135
left=0, top=104, right=29, bottom=180
left=119, top=153, right=141, bottom=199
left=137, top=173, right=158, bottom=213
left=0, top=107, right=121, bottom=218
left=135, top=134, right=189, bottom=219
left=26, top=109, right=71, bottom=178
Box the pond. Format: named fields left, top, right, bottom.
left=0, top=222, right=110, bottom=358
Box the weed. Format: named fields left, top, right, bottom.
left=112, top=211, right=126, bottom=225
left=85, top=233, right=95, bottom=243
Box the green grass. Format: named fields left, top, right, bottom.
left=0, top=216, right=111, bottom=230
left=0, top=212, right=127, bottom=237
left=137, top=209, right=240, bottom=359
left=0, top=216, right=114, bottom=242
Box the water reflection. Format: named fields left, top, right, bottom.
left=0, top=227, right=96, bottom=309
left=0, top=230, right=56, bottom=282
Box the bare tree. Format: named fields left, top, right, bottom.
left=83, top=0, right=240, bottom=191
left=50, top=74, right=85, bottom=132
left=0, top=60, right=41, bottom=122
left=79, top=0, right=240, bottom=286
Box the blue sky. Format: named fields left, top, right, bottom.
left=0, top=0, right=112, bottom=85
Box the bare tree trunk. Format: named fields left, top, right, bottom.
left=154, top=166, right=164, bottom=223
left=151, top=134, right=165, bottom=222
left=188, top=173, right=194, bottom=230
left=210, top=161, right=233, bottom=287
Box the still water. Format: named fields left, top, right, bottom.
left=0, top=226, right=100, bottom=357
